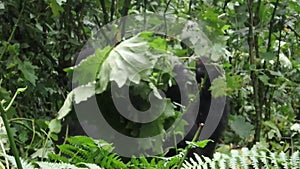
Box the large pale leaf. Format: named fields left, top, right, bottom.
left=96, top=35, right=155, bottom=93
left=70, top=47, right=111, bottom=86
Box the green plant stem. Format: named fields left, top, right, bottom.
left=177, top=123, right=203, bottom=169
left=4, top=91, right=19, bottom=113
left=247, top=0, right=261, bottom=143
left=0, top=104, right=23, bottom=169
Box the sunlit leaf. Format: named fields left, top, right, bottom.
left=49, top=119, right=61, bottom=133
left=96, top=35, right=155, bottom=93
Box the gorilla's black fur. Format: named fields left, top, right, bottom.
left=165, top=59, right=229, bottom=158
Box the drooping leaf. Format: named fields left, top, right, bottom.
left=57, top=82, right=96, bottom=119
left=57, top=90, right=74, bottom=120
left=18, top=61, right=38, bottom=86
left=73, top=82, right=95, bottom=104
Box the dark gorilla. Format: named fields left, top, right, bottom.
left=165, top=59, right=229, bottom=158
left=59, top=48, right=229, bottom=159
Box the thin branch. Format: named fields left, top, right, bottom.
left=267, top=0, right=280, bottom=52
left=99, top=0, right=109, bottom=24
left=247, top=0, right=261, bottom=143
left=110, top=0, right=115, bottom=22
left=275, top=18, right=283, bottom=70
left=120, top=0, right=131, bottom=39
left=93, top=14, right=112, bottom=45
left=121, top=0, right=131, bottom=16
left=223, top=0, right=231, bottom=13
left=188, top=0, right=192, bottom=15
left=164, top=0, right=172, bottom=14
left=287, top=25, right=300, bottom=39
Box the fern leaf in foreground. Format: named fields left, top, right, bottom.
left=183, top=148, right=300, bottom=169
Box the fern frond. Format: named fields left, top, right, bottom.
left=240, top=147, right=249, bottom=169
left=6, top=155, right=34, bottom=169
left=290, top=151, right=299, bottom=169
left=270, top=152, right=279, bottom=168
left=79, top=162, right=103, bottom=169
left=260, top=151, right=270, bottom=169
left=36, top=161, right=84, bottom=169
left=182, top=146, right=300, bottom=169
left=229, top=149, right=238, bottom=169
left=279, top=151, right=289, bottom=169
left=249, top=148, right=259, bottom=169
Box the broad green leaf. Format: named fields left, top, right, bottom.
left=226, top=75, right=242, bottom=93
left=260, top=52, right=275, bottom=62
left=149, top=37, right=167, bottom=51
left=49, top=119, right=61, bottom=133
left=162, top=100, right=176, bottom=118
left=139, top=118, right=164, bottom=137
left=18, top=61, right=38, bottom=86
left=230, top=115, right=254, bottom=139
left=172, top=118, right=188, bottom=138
left=210, top=77, right=228, bottom=98
left=71, top=47, right=111, bottom=86
left=0, top=86, right=11, bottom=101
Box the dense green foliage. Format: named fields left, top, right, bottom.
left=0, top=0, right=299, bottom=168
